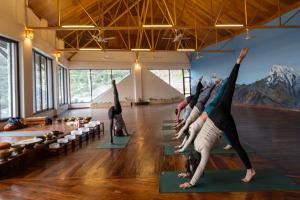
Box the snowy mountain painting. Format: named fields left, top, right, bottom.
left=233, top=65, right=300, bottom=110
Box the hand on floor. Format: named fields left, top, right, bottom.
left=179, top=182, right=192, bottom=189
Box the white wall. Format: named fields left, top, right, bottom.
left=0, top=0, right=68, bottom=118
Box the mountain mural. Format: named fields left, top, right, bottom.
left=233, top=65, right=300, bottom=110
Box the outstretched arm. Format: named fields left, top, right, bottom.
left=180, top=148, right=210, bottom=188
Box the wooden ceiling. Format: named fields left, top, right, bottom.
left=28, top=0, right=300, bottom=57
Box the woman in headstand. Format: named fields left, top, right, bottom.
left=175, top=77, right=204, bottom=128
left=108, top=80, right=129, bottom=143
left=178, top=48, right=256, bottom=189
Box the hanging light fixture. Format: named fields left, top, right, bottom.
left=53, top=52, right=61, bottom=59
left=25, top=29, right=34, bottom=40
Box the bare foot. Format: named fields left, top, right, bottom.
left=223, top=144, right=232, bottom=150
left=236, top=48, right=249, bottom=64
left=175, top=145, right=182, bottom=149
left=178, top=173, right=189, bottom=178
left=242, top=169, right=256, bottom=183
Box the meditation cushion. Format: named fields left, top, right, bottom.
left=0, top=142, right=11, bottom=150
left=3, top=123, right=18, bottom=131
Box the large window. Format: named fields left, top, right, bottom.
left=33, top=50, right=53, bottom=113
left=0, top=36, right=18, bottom=120
left=150, top=69, right=191, bottom=96
left=58, top=65, right=68, bottom=105
left=70, top=69, right=131, bottom=103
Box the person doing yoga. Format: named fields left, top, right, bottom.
left=175, top=95, right=194, bottom=123
left=108, top=80, right=129, bottom=143
left=175, top=80, right=219, bottom=139
left=175, top=77, right=204, bottom=128
left=178, top=48, right=256, bottom=189
left=174, top=78, right=229, bottom=152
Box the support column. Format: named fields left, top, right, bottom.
left=133, top=64, right=143, bottom=102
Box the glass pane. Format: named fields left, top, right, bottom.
left=170, top=70, right=183, bottom=93
left=91, top=70, right=111, bottom=100
left=183, top=69, right=190, bottom=77
left=70, top=70, right=91, bottom=103
left=40, top=57, right=47, bottom=110
left=34, top=53, right=41, bottom=112
left=0, top=39, right=12, bottom=119
left=64, top=68, right=68, bottom=104
left=150, top=70, right=169, bottom=84
left=184, top=78, right=191, bottom=95
left=47, top=59, right=53, bottom=108
left=112, top=69, right=131, bottom=83
left=57, top=66, right=62, bottom=104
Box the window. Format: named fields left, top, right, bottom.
left=33, top=50, right=54, bottom=113
left=58, top=65, right=68, bottom=105
left=70, top=69, right=131, bottom=103
left=0, top=36, right=18, bottom=120
left=150, top=69, right=191, bottom=96
left=70, top=70, right=91, bottom=103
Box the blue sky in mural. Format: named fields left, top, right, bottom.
left=191, top=8, right=300, bottom=86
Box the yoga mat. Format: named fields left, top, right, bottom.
left=163, top=144, right=255, bottom=156
left=163, top=134, right=175, bottom=141
left=161, top=125, right=175, bottom=131
left=159, top=170, right=300, bottom=193
left=97, top=136, right=131, bottom=149
left=163, top=144, right=193, bottom=155
left=0, top=130, right=51, bottom=137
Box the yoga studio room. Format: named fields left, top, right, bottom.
left=1, top=0, right=300, bottom=199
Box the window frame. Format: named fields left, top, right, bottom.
left=69, top=69, right=131, bottom=104
left=58, top=65, right=68, bottom=105
left=0, top=35, right=19, bottom=121
left=33, top=50, right=54, bottom=114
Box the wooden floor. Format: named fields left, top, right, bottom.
left=0, top=104, right=300, bottom=200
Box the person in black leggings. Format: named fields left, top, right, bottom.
left=175, top=78, right=203, bottom=128
left=108, top=80, right=129, bottom=143
left=179, top=48, right=256, bottom=189
left=208, top=48, right=255, bottom=181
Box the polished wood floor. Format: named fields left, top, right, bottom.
left=0, top=104, right=300, bottom=200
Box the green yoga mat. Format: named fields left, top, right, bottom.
left=163, top=144, right=255, bottom=155
left=161, top=125, right=175, bottom=131
left=159, top=170, right=300, bottom=193
left=97, top=136, right=131, bottom=149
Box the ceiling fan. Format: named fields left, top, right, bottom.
left=194, top=52, right=203, bottom=60
left=92, top=34, right=116, bottom=43
left=244, top=29, right=255, bottom=40
left=162, top=30, right=190, bottom=42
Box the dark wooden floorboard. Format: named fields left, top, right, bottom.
left=0, top=104, right=300, bottom=199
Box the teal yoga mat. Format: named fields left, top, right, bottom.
left=0, top=130, right=51, bottom=137
left=97, top=136, right=131, bottom=149
left=163, top=144, right=255, bottom=155
left=161, top=125, right=175, bottom=131
left=159, top=170, right=300, bottom=193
